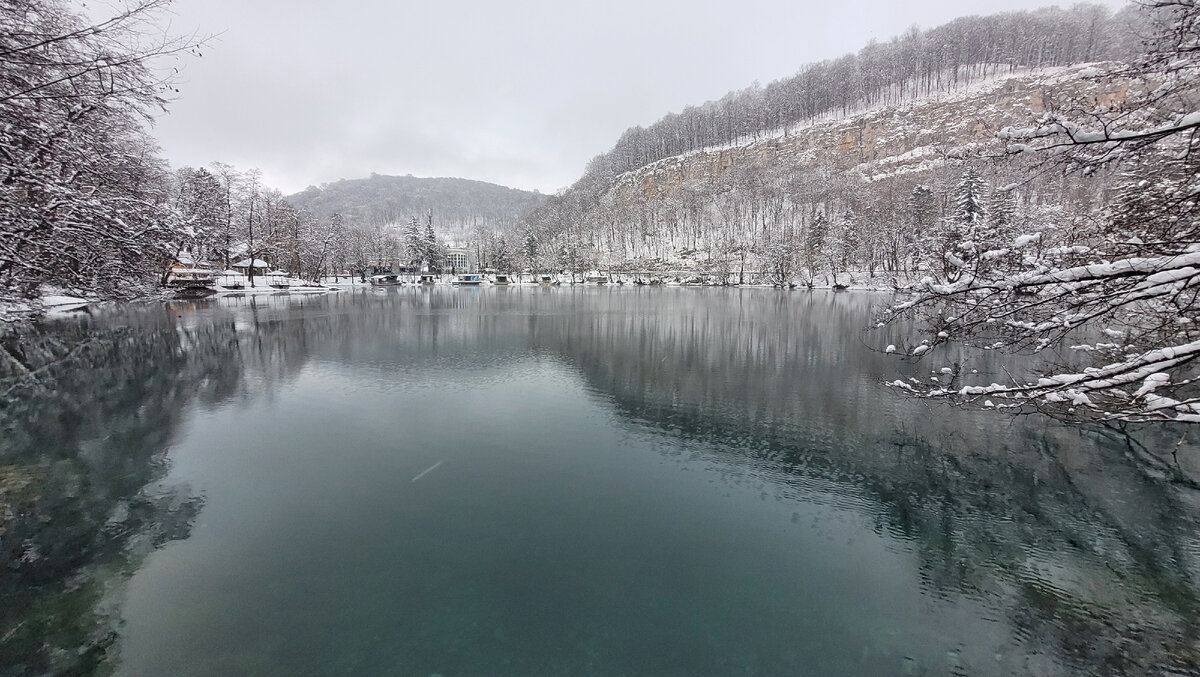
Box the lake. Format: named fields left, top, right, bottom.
left=2, top=287, right=1198, bottom=676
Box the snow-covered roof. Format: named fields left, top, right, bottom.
left=232, top=258, right=269, bottom=268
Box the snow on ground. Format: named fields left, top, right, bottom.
left=2, top=271, right=909, bottom=323
left=42, top=295, right=89, bottom=307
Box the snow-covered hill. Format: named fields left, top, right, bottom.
left=519, top=62, right=1141, bottom=281
left=287, top=173, right=547, bottom=239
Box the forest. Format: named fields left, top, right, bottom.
left=513, top=4, right=1154, bottom=280
left=586, top=4, right=1144, bottom=181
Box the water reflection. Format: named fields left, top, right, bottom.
left=1, top=288, right=1197, bottom=675
left=0, top=308, right=216, bottom=675
left=545, top=290, right=1200, bottom=674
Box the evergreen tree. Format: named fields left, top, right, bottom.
left=491, top=235, right=514, bottom=274
left=404, top=217, right=424, bottom=263
left=422, top=219, right=441, bottom=272
left=953, top=169, right=988, bottom=227
left=985, top=187, right=1017, bottom=242
left=522, top=228, right=539, bottom=268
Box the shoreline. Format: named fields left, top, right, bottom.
left=2, top=277, right=906, bottom=323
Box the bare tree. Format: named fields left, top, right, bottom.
left=878, top=0, right=1200, bottom=424
left=0, top=0, right=206, bottom=304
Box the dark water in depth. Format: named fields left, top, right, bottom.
left=2, top=287, right=1199, bottom=676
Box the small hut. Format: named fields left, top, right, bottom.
left=232, top=258, right=269, bottom=277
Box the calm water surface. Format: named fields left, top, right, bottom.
left=2, top=287, right=1198, bottom=676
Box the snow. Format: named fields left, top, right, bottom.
left=885, top=344, right=896, bottom=354
left=1013, top=233, right=1041, bottom=248
left=1001, top=109, right=1200, bottom=148
left=231, top=258, right=269, bottom=268
left=1045, top=246, right=1092, bottom=256
left=1133, top=372, right=1171, bottom=398
left=42, top=295, right=88, bottom=307
left=1142, top=393, right=1200, bottom=422
left=1069, top=390, right=1094, bottom=407
left=953, top=339, right=1200, bottom=421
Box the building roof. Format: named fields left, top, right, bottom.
left=232, top=258, right=269, bottom=268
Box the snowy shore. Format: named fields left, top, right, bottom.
left=1, top=271, right=906, bottom=322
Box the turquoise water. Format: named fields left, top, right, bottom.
left=2, top=287, right=1197, bottom=676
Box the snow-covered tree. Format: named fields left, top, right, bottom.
left=986, top=186, right=1016, bottom=237
left=326, top=213, right=349, bottom=275
left=161, top=166, right=224, bottom=284
left=404, top=217, right=424, bottom=263
left=0, top=0, right=203, bottom=303
left=208, top=162, right=241, bottom=269
left=879, top=0, right=1200, bottom=424
left=422, top=218, right=441, bottom=272
left=838, top=206, right=862, bottom=273
left=907, top=185, right=939, bottom=274
left=489, top=235, right=514, bottom=274
left=802, top=211, right=829, bottom=285
left=521, top=227, right=539, bottom=270
left=952, top=169, right=988, bottom=227
left=760, top=230, right=797, bottom=286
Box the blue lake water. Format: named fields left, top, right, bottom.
left=1, top=287, right=1198, bottom=676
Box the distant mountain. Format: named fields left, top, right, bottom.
left=286, top=174, right=546, bottom=238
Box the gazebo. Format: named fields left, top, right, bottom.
left=265, top=270, right=291, bottom=288
left=217, top=269, right=244, bottom=289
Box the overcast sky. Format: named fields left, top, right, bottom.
left=148, top=0, right=1128, bottom=195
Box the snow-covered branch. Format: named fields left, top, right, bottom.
left=880, top=0, right=1200, bottom=424
left=0, top=0, right=207, bottom=304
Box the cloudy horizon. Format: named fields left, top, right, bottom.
left=147, top=0, right=1129, bottom=195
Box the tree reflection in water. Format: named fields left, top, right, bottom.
left=548, top=289, right=1200, bottom=675
left=0, top=307, right=224, bottom=675
left=1, top=289, right=1198, bottom=675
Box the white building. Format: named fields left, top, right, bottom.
left=443, top=247, right=476, bottom=273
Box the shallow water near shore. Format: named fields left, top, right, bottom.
left=2, top=287, right=1198, bottom=676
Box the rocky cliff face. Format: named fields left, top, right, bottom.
left=611, top=63, right=1134, bottom=203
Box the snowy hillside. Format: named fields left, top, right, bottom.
left=516, top=61, right=1143, bottom=281
left=287, top=173, right=547, bottom=238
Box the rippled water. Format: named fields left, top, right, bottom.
left=2, top=287, right=1198, bottom=676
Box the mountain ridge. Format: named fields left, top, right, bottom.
left=286, top=173, right=547, bottom=238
